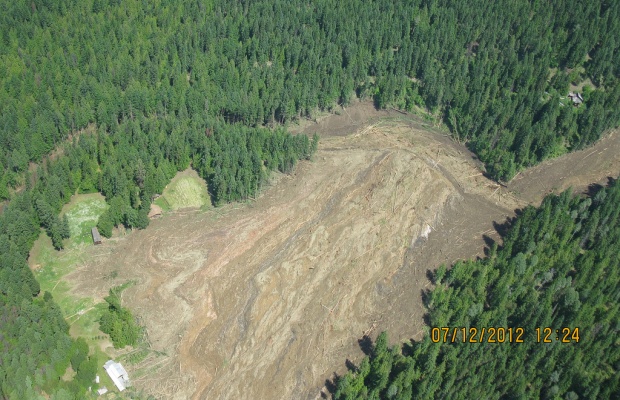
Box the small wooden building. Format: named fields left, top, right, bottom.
left=91, top=227, right=102, bottom=245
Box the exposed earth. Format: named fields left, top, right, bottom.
left=64, top=101, right=620, bottom=399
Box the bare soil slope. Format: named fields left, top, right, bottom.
left=65, top=104, right=620, bottom=399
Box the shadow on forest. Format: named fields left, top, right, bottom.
left=493, top=211, right=520, bottom=237
left=358, top=335, right=374, bottom=356
left=322, top=375, right=339, bottom=398
left=322, top=336, right=376, bottom=397
left=345, top=359, right=358, bottom=371
left=323, top=331, right=421, bottom=398
left=584, top=178, right=618, bottom=199
left=425, top=268, right=435, bottom=283
left=322, top=358, right=363, bottom=397
left=482, top=234, right=497, bottom=255
left=481, top=210, right=523, bottom=256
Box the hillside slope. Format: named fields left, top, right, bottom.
left=65, top=104, right=620, bottom=399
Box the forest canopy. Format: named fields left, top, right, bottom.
left=0, top=0, right=619, bottom=186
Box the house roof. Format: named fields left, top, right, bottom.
left=568, top=92, right=584, bottom=104
left=104, top=360, right=130, bottom=391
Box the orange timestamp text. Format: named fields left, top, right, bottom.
left=431, top=327, right=580, bottom=343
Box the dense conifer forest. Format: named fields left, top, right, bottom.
left=0, top=0, right=619, bottom=398
left=334, top=181, right=620, bottom=399
left=1, top=0, right=619, bottom=186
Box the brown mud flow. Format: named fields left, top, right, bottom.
left=66, top=102, right=620, bottom=399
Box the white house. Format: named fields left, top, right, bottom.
left=103, top=360, right=130, bottom=391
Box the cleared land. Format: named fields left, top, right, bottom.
left=154, top=168, right=211, bottom=211
left=60, top=102, right=620, bottom=399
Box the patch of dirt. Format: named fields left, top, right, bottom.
left=61, top=365, right=76, bottom=382
left=64, top=102, right=620, bottom=399
left=288, top=98, right=419, bottom=138
left=148, top=204, right=163, bottom=219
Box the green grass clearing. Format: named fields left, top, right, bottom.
left=29, top=193, right=136, bottom=396
left=30, top=193, right=109, bottom=339
left=155, top=168, right=211, bottom=211
left=61, top=193, right=108, bottom=246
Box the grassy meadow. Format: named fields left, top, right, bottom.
left=154, top=168, right=211, bottom=211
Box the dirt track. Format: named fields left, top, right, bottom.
left=66, top=102, right=620, bottom=399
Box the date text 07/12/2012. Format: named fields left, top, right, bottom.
left=430, top=327, right=580, bottom=343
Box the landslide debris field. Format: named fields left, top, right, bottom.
left=65, top=102, right=620, bottom=399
